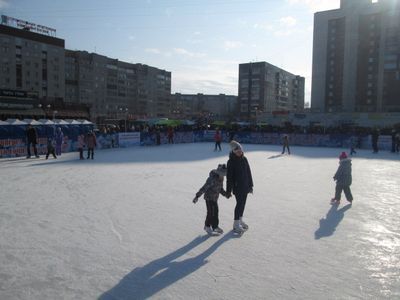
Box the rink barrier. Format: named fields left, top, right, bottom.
left=0, top=129, right=394, bottom=158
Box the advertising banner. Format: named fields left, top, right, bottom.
left=118, top=132, right=140, bottom=147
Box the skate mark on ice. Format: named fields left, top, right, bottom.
left=109, top=217, right=123, bottom=244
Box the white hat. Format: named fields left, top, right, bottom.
left=230, top=140, right=243, bottom=152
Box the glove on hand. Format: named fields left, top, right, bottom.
left=193, top=197, right=199, bottom=204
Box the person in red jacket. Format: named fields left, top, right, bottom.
left=214, top=129, right=222, bottom=151
left=167, top=126, right=174, bottom=144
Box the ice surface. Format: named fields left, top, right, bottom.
left=0, top=143, right=399, bottom=299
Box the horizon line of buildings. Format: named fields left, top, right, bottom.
left=1, top=0, right=400, bottom=128
left=0, top=14, right=305, bottom=124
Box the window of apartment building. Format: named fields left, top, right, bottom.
left=240, top=79, right=249, bottom=88
left=368, top=58, right=374, bottom=63
left=16, top=64, right=22, bottom=88
left=16, top=45, right=22, bottom=56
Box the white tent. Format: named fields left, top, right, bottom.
left=6, top=119, right=27, bottom=125
left=53, top=119, right=69, bottom=125
left=78, top=120, right=93, bottom=125
left=64, top=119, right=81, bottom=125
left=23, top=119, right=42, bottom=125
left=38, top=119, right=55, bottom=125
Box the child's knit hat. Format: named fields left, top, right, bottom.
left=339, top=152, right=347, bottom=160
left=215, top=164, right=227, bottom=177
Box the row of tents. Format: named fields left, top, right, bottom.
left=0, top=118, right=93, bottom=126
left=0, top=118, right=94, bottom=140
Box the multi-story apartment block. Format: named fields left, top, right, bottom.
left=65, top=50, right=171, bottom=123
left=0, top=16, right=66, bottom=118
left=238, top=62, right=305, bottom=121
left=171, top=93, right=237, bottom=120
left=311, top=0, right=400, bottom=113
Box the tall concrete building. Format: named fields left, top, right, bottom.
left=311, top=0, right=400, bottom=113
left=0, top=16, right=67, bottom=118
left=65, top=50, right=171, bottom=123
left=171, top=93, right=237, bottom=120
left=238, top=62, right=305, bottom=121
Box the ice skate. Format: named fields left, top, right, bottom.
left=240, top=218, right=249, bottom=231
left=212, top=227, right=224, bottom=234
left=233, top=220, right=244, bottom=235
left=204, top=226, right=213, bottom=234
left=330, top=198, right=340, bottom=205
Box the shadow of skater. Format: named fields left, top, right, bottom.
left=267, top=154, right=283, bottom=159
left=314, top=204, right=352, bottom=240
left=99, top=233, right=233, bottom=300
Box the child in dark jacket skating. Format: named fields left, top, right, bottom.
left=331, top=152, right=353, bottom=204
left=46, top=137, right=57, bottom=159
left=193, top=164, right=228, bottom=235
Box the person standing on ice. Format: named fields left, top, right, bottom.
left=226, top=140, right=253, bottom=234
left=45, top=137, right=57, bottom=159
left=281, top=134, right=290, bottom=155
left=55, top=127, right=64, bottom=156
left=77, top=134, right=85, bottom=160
left=193, top=164, right=228, bottom=235
left=331, top=152, right=353, bottom=205
left=26, top=124, right=39, bottom=158
left=85, top=130, right=97, bottom=159
left=214, top=129, right=222, bottom=151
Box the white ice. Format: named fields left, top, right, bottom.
left=0, top=143, right=399, bottom=299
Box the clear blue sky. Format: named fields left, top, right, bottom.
left=0, top=0, right=340, bottom=104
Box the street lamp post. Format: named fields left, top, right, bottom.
left=120, top=107, right=128, bottom=132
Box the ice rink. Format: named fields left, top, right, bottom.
left=0, top=143, right=399, bottom=299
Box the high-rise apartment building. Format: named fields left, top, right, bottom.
left=64, top=51, right=172, bottom=123
left=171, top=93, right=237, bottom=120
left=311, top=0, right=400, bottom=113
left=238, top=62, right=305, bottom=121
left=0, top=16, right=65, bottom=106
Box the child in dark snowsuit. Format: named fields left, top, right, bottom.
left=282, top=135, right=290, bottom=154
left=46, top=138, right=57, bottom=159
left=331, top=152, right=353, bottom=204
left=193, top=164, right=228, bottom=235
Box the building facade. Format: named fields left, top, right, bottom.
left=0, top=17, right=68, bottom=118
left=238, top=62, right=305, bottom=121
left=311, top=0, right=400, bottom=113
left=171, top=93, right=237, bottom=120
left=65, top=50, right=171, bottom=123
